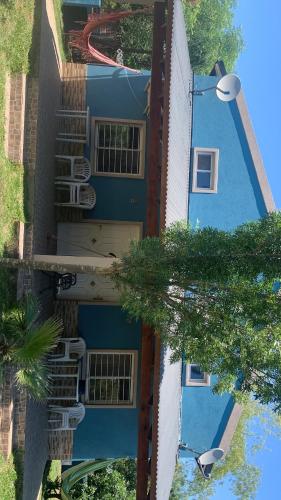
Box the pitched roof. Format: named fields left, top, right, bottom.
left=150, top=0, right=193, bottom=498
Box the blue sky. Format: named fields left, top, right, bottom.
left=233, top=2, right=281, bottom=496
left=234, top=0, right=281, bottom=209
left=206, top=2, right=281, bottom=498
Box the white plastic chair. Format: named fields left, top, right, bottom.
left=47, top=363, right=79, bottom=401
left=56, top=107, right=90, bottom=144
left=79, top=183, right=97, bottom=210
left=48, top=337, right=86, bottom=363
left=55, top=156, right=91, bottom=182
left=55, top=182, right=96, bottom=209
left=48, top=402, right=85, bottom=431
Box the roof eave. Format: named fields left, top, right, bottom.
left=218, top=403, right=243, bottom=454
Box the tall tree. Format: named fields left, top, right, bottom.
left=112, top=213, right=281, bottom=412
left=184, top=0, right=244, bottom=73
left=0, top=295, right=62, bottom=399
left=100, top=1, right=243, bottom=71
left=2, top=215, right=281, bottom=409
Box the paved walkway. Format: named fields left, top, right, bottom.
left=22, top=2, right=62, bottom=499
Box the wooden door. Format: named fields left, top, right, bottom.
left=57, top=222, right=141, bottom=302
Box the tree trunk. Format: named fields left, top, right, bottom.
left=0, top=257, right=117, bottom=276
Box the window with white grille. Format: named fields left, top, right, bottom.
left=93, top=119, right=145, bottom=177
left=86, top=350, right=137, bottom=406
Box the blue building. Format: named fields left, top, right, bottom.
left=43, top=3, right=275, bottom=499
left=42, top=2, right=191, bottom=499
left=57, top=65, right=151, bottom=461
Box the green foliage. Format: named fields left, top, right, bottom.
left=118, top=11, right=153, bottom=69
left=0, top=451, right=25, bottom=500
left=0, top=0, right=35, bottom=74
left=0, top=295, right=62, bottom=399
left=169, top=462, right=186, bottom=500
left=100, top=0, right=242, bottom=72
left=112, top=213, right=281, bottom=411
left=101, top=1, right=153, bottom=70
left=69, top=459, right=136, bottom=500
left=0, top=451, right=24, bottom=500
left=184, top=0, right=244, bottom=73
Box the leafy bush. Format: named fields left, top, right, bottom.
left=70, top=459, right=136, bottom=500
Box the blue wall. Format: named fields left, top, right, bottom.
left=72, top=66, right=151, bottom=460
left=86, top=65, right=150, bottom=121
left=73, top=305, right=141, bottom=460
left=183, top=74, right=269, bottom=457
left=63, top=0, right=101, bottom=6
left=85, top=65, right=150, bottom=223
left=189, top=75, right=267, bottom=230
left=180, top=373, right=234, bottom=458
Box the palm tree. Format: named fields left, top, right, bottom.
left=0, top=295, right=62, bottom=400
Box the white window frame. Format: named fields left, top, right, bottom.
left=92, top=117, right=146, bottom=179
left=186, top=363, right=210, bottom=387
left=192, top=147, right=219, bottom=193
left=144, top=79, right=151, bottom=115
left=85, top=349, right=138, bottom=408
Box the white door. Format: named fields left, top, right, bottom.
left=57, top=222, right=141, bottom=302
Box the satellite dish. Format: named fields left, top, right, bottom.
left=216, top=74, right=241, bottom=102
left=198, top=448, right=224, bottom=466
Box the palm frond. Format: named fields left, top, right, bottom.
left=13, top=316, right=63, bottom=364
left=15, top=363, right=51, bottom=400
left=3, top=294, right=40, bottom=332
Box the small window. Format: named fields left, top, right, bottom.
left=192, top=147, right=219, bottom=193
left=93, top=119, right=145, bottom=178
left=186, top=363, right=210, bottom=386
left=86, top=350, right=138, bottom=407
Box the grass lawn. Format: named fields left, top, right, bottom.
left=0, top=0, right=36, bottom=309
left=0, top=451, right=24, bottom=500
left=0, top=454, right=17, bottom=500
left=0, top=2, right=36, bottom=494
left=53, top=0, right=70, bottom=62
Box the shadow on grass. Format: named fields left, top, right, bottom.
left=28, top=0, right=43, bottom=77
left=13, top=449, right=24, bottom=500
left=42, top=460, right=62, bottom=499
